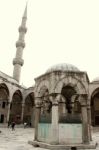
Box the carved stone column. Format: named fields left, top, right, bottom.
left=7, top=94, right=13, bottom=123
left=34, top=97, right=41, bottom=141
left=87, top=104, right=92, bottom=141
left=50, top=94, right=59, bottom=144
left=21, top=102, right=25, bottom=123
left=31, top=107, right=35, bottom=127
left=80, top=94, right=89, bottom=143
left=7, top=102, right=11, bottom=122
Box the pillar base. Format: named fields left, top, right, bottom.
left=28, top=140, right=97, bottom=150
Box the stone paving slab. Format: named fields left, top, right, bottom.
left=29, top=140, right=97, bottom=150
left=0, top=128, right=46, bottom=150
left=0, top=127, right=98, bottom=150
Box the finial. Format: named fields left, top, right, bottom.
left=23, top=1, right=28, bottom=18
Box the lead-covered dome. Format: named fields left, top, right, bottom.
left=92, top=77, right=99, bottom=82
left=46, top=63, right=80, bottom=73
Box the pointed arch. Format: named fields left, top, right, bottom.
left=54, top=76, right=87, bottom=94
left=35, top=80, right=50, bottom=97
left=0, top=83, right=9, bottom=123
left=23, top=92, right=35, bottom=126
left=9, top=90, right=23, bottom=124
left=0, top=83, right=9, bottom=98
left=91, top=88, right=99, bottom=126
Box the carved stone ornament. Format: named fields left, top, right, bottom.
left=35, top=98, right=42, bottom=107
left=79, top=94, right=88, bottom=106
left=49, top=94, right=59, bottom=105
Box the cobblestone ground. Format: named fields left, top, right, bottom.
left=0, top=127, right=99, bottom=150
left=0, top=127, right=46, bottom=150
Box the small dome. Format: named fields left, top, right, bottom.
left=92, top=77, right=99, bottom=82
left=46, top=63, right=80, bottom=73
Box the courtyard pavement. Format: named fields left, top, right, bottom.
left=0, top=126, right=99, bottom=150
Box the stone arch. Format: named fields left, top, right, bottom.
left=0, top=83, right=9, bottom=123
left=9, top=90, right=23, bottom=124
left=54, top=76, right=86, bottom=121
left=54, top=76, right=87, bottom=94
left=0, top=83, right=9, bottom=96
left=23, top=92, right=35, bottom=126
left=35, top=81, right=52, bottom=123
left=35, top=80, right=50, bottom=97
left=24, top=89, right=34, bottom=100
left=90, top=88, right=99, bottom=126
left=39, top=86, right=49, bottom=97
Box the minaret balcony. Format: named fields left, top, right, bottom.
left=13, top=58, right=24, bottom=66
left=19, top=26, right=27, bottom=33
left=16, top=40, right=25, bottom=48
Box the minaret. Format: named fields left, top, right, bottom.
left=13, top=4, right=27, bottom=83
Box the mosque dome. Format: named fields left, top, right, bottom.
left=46, top=63, right=80, bottom=73
left=92, top=77, right=99, bottom=82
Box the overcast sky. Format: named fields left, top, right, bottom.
left=0, top=0, right=99, bottom=87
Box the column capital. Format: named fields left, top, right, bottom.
left=79, top=94, right=88, bottom=106
left=87, top=105, right=91, bottom=109
left=59, top=95, right=66, bottom=103
left=22, top=103, right=25, bottom=107
left=52, top=101, right=58, bottom=106
left=35, top=97, right=42, bottom=108
left=49, top=93, right=60, bottom=105
left=71, top=94, right=79, bottom=102
left=80, top=94, right=88, bottom=99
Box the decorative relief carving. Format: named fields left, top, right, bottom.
left=35, top=98, right=42, bottom=108
left=79, top=94, right=88, bottom=106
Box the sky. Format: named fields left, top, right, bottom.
left=0, top=0, right=99, bottom=87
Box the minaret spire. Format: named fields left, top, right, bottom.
left=23, top=2, right=27, bottom=18
left=13, top=3, right=27, bottom=83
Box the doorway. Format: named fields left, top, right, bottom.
left=1, top=114, right=4, bottom=123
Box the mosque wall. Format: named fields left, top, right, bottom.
left=0, top=76, right=35, bottom=125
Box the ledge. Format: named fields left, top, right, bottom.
left=28, top=140, right=97, bottom=150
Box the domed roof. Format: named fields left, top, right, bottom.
left=92, top=77, right=99, bottom=82
left=46, top=63, right=80, bottom=73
